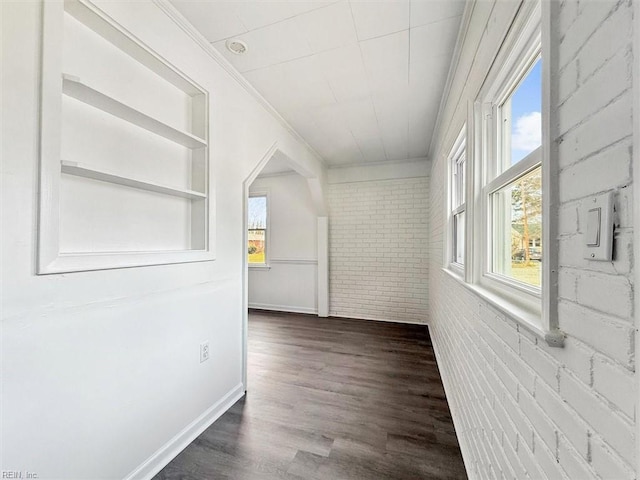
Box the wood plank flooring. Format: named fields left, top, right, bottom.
left=153, top=311, right=467, bottom=480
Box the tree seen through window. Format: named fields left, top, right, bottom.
left=248, top=195, right=267, bottom=264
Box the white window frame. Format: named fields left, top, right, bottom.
left=483, top=147, right=542, bottom=294
left=248, top=190, right=270, bottom=269
left=446, top=126, right=467, bottom=276
left=466, top=0, right=560, bottom=344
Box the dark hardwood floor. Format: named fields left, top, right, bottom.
left=154, top=311, right=467, bottom=480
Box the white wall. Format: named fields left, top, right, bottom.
left=1, top=1, right=324, bottom=479
left=428, top=1, right=636, bottom=479
left=327, top=163, right=429, bottom=323
left=248, top=173, right=318, bottom=314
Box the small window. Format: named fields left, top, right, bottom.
left=448, top=128, right=466, bottom=269
left=248, top=195, right=267, bottom=265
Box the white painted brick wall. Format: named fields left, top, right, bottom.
left=328, top=177, right=429, bottom=323
left=429, top=1, right=635, bottom=479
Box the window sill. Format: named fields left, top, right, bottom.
left=441, top=268, right=564, bottom=348
left=448, top=263, right=464, bottom=278
left=249, top=264, right=271, bottom=270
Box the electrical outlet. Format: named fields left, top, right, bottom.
left=200, top=341, right=210, bottom=363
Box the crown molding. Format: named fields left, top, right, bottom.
left=427, top=0, right=476, bottom=161
left=151, top=0, right=327, bottom=168
left=327, top=157, right=430, bottom=184
left=327, top=156, right=429, bottom=170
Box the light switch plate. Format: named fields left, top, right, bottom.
left=586, top=207, right=601, bottom=246
left=583, top=192, right=614, bottom=261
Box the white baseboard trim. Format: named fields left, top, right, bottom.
left=124, top=383, right=245, bottom=480
left=329, top=312, right=428, bottom=325
left=428, top=325, right=474, bottom=479
left=249, top=303, right=318, bottom=315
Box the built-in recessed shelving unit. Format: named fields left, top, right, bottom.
left=38, top=0, right=213, bottom=274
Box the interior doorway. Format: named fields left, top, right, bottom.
left=241, top=145, right=329, bottom=391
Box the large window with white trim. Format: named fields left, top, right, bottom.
left=477, top=1, right=544, bottom=311
left=444, top=1, right=558, bottom=342
left=487, top=57, right=542, bottom=290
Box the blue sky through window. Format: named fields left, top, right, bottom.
left=510, top=58, right=542, bottom=164
left=248, top=196, right=267, bottom=229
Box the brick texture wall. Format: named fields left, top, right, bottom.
left=429, top=1, right=635, bottom=479
left=328, top=177, right=429, bottom=323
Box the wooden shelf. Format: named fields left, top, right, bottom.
left=62, top=74, right=207, bottom=149
left=61, top=160, right=206, bottom=200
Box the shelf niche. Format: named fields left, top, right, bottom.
left=38, top=0, right=213, bottom=274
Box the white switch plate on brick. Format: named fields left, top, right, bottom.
left=583, top=191, right=614, bottom=261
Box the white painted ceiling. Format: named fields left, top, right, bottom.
left=171, top=0, right=465, bottom=166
